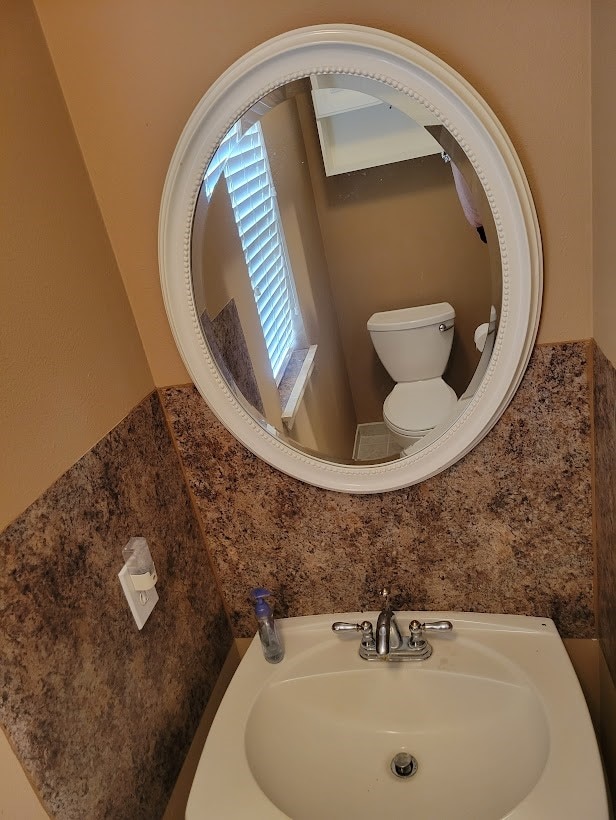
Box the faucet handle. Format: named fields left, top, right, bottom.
left=409, top=619, right=453, bottom=646
left=422, top=620, right=453, bottom=632
left=332, top=621, right=374, bottom=645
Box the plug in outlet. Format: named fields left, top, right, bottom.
left=119, top=565, right=158, bottom=629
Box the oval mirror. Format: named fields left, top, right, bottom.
left=159, top=25, right=542, bottom=493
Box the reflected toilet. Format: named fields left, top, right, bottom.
left=367, top=303, right=457, bottom=448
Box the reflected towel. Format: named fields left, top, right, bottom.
left=450, top=161, right=486, bottom=242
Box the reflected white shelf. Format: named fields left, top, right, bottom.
left=281, top=344, right=318, bottom=429
left=310, top=74, right=442, bottom=176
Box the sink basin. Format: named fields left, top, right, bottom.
left=187, top=613, right=608, bottom=819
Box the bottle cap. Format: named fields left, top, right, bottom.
left=250, top=588, right=272, bottom=618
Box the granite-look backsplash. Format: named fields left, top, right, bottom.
left=160, top=341, right=594, bottom=639
left=0, top=393, right=232, bottom=820
left=594, top=342, right=616, bottom=682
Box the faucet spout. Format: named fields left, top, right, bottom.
left=376, top=607, right=402, bottom=656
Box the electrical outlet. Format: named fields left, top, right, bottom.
left=118, top=565, right=158, bottom=629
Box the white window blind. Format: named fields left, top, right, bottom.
left=204, top=121, right=297, bottom=383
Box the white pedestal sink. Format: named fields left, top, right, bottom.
left=187, top=613, right=609, bottom=819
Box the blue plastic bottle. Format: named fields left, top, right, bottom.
left=250, top=588, right=284, bottom=663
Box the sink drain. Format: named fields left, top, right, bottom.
left=391, top=752, right=418, bottom=778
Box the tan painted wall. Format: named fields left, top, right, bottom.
left=32, top=0, right=592, bottom=389
left=1, top=0, right=153, bottom=533
left=591, top=1, right=616, bottom=802
left=592, top=0, right=616, bottom=369
left=1, top=0, right=153, bottom=811
left=0, top=728, right=48, bottom=820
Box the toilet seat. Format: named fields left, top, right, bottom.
left=383, top=379, right=458, bottom=436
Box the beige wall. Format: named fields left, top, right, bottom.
left=592, top=0, right=616, bottom=801
left=1, top=0, right=153, bottom=811
left=0, top=728, right=48, bottom=819
left=32, top=0, right=592, bottom=389
left=1, top=0, right=153, bottom=532
left=592, top=0, right=616, bottom=368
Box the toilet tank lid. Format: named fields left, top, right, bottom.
left=367, top=302, right=455, bottom=331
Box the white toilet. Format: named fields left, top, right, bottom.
left=367, top=302, right=458, bottom=448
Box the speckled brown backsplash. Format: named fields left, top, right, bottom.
left=0, top=341, right=600, bottom=817
left=0, top=393, right=232, bottom=820
left=594, top=343, right=616, bottom=682
left=160, top=341, right=595, bottom=639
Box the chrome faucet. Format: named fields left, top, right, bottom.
left=375, top=589, right=403, bottom=656
left=332, top=590, right=453, bottom=662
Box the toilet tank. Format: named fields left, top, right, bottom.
left=367, top=303, right=455, bottom=382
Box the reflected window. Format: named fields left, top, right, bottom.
left=204, top=121, right=300, bottom=384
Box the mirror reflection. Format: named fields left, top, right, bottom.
left=191, top=75, right=501, bottom=464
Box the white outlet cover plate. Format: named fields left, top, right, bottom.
left=118, top=565, right=159, bottom=629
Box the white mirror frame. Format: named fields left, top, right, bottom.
left=159, top=24, right=542, bottom=494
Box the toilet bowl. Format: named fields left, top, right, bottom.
left=383, top=379, right=458, bottom=447
left=367, top=303, right=457, bottom=447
